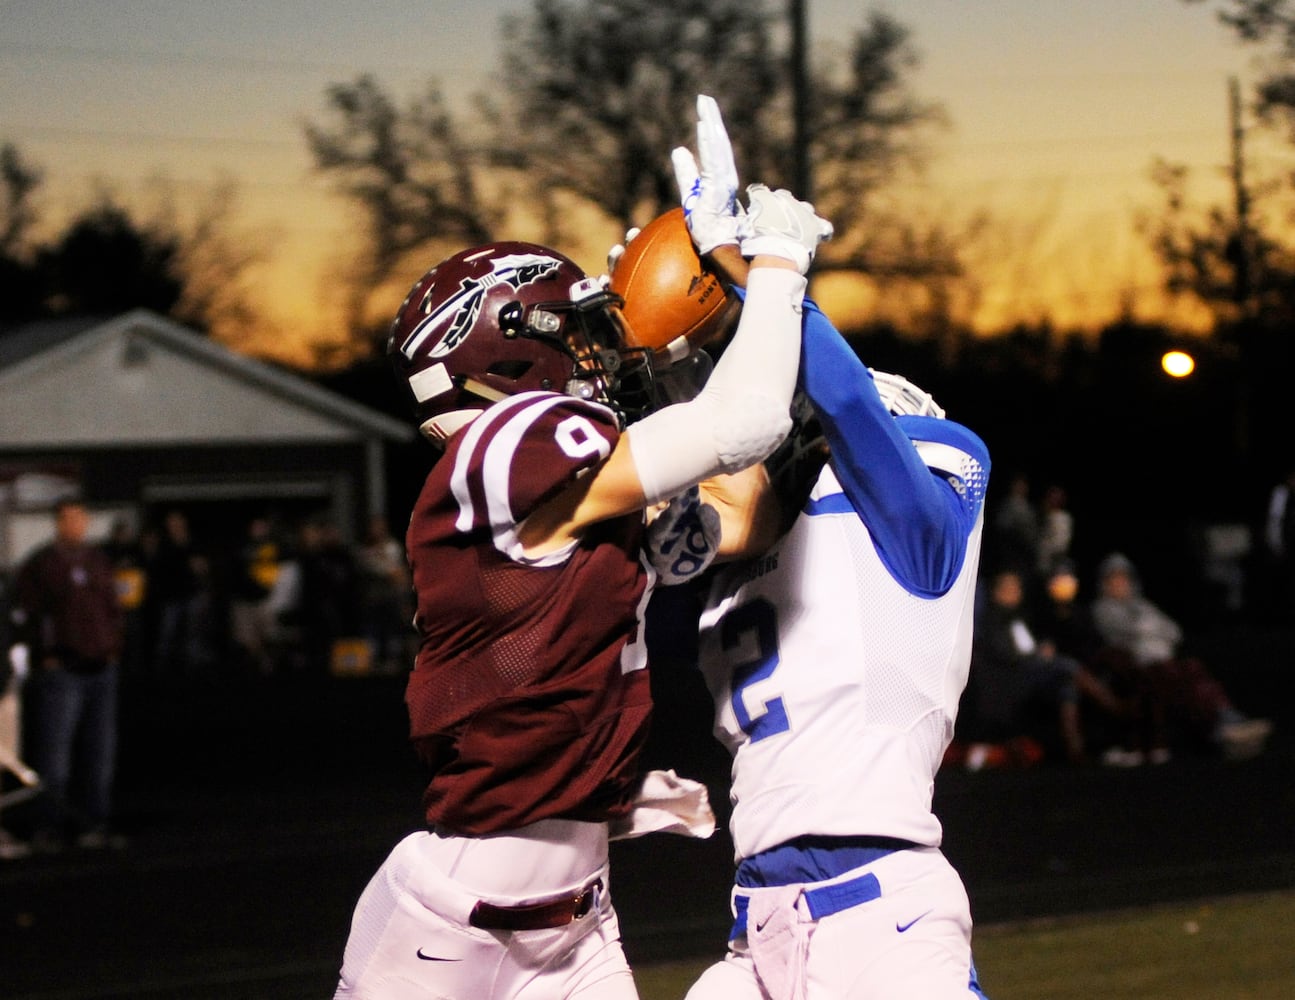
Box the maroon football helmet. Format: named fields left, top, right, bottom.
left=388, top=241, right=651, bottom=443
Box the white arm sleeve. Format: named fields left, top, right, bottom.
left=628, top=267, right=806, bottom=505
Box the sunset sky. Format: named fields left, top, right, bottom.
left=0, top=1, right=1277, bottom=359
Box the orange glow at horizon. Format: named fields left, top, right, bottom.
left=2, top=0, right=1273, bottom=365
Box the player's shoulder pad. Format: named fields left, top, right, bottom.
left=452, top=390, right=621, bottom=532
left=896, top=415, right=990, bottom=510
left=455, top=390, right=619, bottom=479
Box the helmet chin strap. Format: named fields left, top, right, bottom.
left=417, top=377, right=508, bottom=446
left=461, top=371, right=607, bottom=408
left=458, top=376, right=509, bottom=403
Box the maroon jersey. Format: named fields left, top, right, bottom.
left=13, top=540, right=123, bottom=668
left=405, top=391, right=654, bottom=834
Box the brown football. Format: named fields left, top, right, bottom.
left=609, top=208, right=732, bottom=357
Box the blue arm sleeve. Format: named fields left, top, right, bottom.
left=800, top=299, right=991, bottom=596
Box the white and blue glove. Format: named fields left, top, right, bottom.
left=671, top=95, right=744, bottom=254
left=671, top=95, right=833, bottom=274
left=644, top=485, right=721, bottom=586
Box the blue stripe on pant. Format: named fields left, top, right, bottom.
left=730, top=870, right=882, bottom=939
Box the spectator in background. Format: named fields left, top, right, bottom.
left=9, top=500, right=125, bottom=852
left=0, top=649, right=36, bottom=859
left=1091, top=553, right=1273, bottom=762
left=294, top=517, right=360, bottom=676
left=965, top=567, right=1121, bottom=765
left=1262, top=464, right=1295, bottom=621
left=991, top=472, right=1040, bottom=581
left=356, top=515, right=411, bottom=675
left=103, top=517, right=148, bottom=678
left=145, top=509, right=201, bottom=679
left=1033, top=562, right=1142, bottom=763
left=131, top=523, right=161, bottom=674
left=1033, top=562, right=1103, bottom=662
left=1035, top=483, right=1074, bottom=578
left=1, top=573, right=39, bottom=860
left=229, top=516, right=282, bottom=676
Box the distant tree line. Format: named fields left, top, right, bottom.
left=303, top=0, right=964, bottom=350
left=0, top=144, right=258, bottom=337
left=306, top=1, right=1295, bottom=521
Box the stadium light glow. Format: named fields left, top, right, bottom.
left=1162, top=350, right=1195, bottom=378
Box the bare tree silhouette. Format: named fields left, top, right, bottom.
left=303, top=0, right=957, bottom=352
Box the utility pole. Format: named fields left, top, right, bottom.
left=1229, top=75, right=1253, bottom=318
left=1227, top=75, right=1255, bottom=469
left=790, top=0, right=812, bottom=200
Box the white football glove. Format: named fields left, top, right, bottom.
left=671, top=95, right=743, bottom=254
left=738, top=183, right=834, bottom=275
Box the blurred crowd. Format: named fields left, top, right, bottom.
left=951, top=474, right=1282, bottom=770
left=2, top=467, right=1289, bottom=858
left=99, top=508, right=415, bottom=684
left=0, top=506, right=415, bottom=858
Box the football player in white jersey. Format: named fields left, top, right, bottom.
left=660, top=108, right=993, bottom=1000
left=332, top=100, right=831, bottom=1000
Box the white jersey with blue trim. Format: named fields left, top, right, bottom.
left=697, top=300, right=989, bottom=863
left=698, top=460, right=985, bottom=860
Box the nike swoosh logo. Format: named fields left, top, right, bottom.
left=896, top=910, right=933, bottom=933
left=416, top=949, right=462, bottom=962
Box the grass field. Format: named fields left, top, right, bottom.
left=631, top=890, right=1295, bottom=999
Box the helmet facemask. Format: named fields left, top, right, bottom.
left=869, top=369, right=945, bottom=419
left=495, top=281, right=654, bottom=427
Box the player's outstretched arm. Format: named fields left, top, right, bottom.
left=625, top=181, right=831, bottom=509
left=517, top=98, right=830, bottom=554
left=698, top=464, right=784, bottom=559
left=519, top=252, right=812, bottom=554
left=800, top=305, right=991, bottom=594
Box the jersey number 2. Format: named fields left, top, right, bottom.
left=722, top=598, right=790, bottom=742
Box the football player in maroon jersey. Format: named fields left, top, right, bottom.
left=333, top=98, right=832, bottom=1000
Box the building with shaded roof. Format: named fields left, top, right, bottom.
left=0, top=310, right=414, bottom=567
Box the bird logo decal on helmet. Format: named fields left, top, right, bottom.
left=400, top=253, right=565, bottom=361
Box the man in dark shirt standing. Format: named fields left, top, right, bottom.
left=11, top=499, right=125, bottom=851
